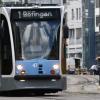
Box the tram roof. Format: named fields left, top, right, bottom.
left=0, top=0, right=63, bottom=7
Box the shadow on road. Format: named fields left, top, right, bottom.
left=0, top=91, right=61, bottom=97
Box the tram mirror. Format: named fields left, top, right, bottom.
left=63, top=25, right=69, bottom=39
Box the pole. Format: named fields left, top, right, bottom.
left=98, top=61, right=100, bottom=86
left=82, top=0, right=95, bottom=69
left=99, top=73, right=100, bottom=86
left=96, top=57, right=100, bottom=87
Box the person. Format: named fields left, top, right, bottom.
left=67, top=65, right=75, bottom=74
left=89, top=64, right=98, bottom=75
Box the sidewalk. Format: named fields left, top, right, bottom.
left=65, top=75, right=100, bottom=93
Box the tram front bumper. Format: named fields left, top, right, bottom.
left=1, top=76, right=66, bottom=92
left=15, top=76, right=66, bottom=91
left=14, top=75, right=61, bottom=80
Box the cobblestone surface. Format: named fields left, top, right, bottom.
left=66, top=75, right=100, bottom=93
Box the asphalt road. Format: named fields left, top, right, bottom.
left=0, top=91, right=100, bottom=100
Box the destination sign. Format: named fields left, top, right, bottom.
left=11, top=8, right=60, bottom=20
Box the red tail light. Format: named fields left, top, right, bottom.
left=50, top=69, right=56, bottom=75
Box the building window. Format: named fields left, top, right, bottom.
left=99, top=25, right=100, bottom=31
left=76, top=8, right=78, bottom=20
left=96, top=16, right=100, bottom=27
left=69, top=29, right=74, bottom=39
left=69, top=29, right=75, bottom=45
left=76, top=28, right=82, bottom=39
left=72, top=9, right=74, bottom=20
left=79, top=8, right=81, bottom=20
left=64, top=12, right=67, bottom=24
left=63, top=0, right=66, bottom=4
left=96, top=0, right=100, bottom=8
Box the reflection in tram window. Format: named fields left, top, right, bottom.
left=12, top=21, right=60, bottom=60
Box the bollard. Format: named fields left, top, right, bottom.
left=96, top=57, right=100, bottom=87
left=98, top=68, right=100, bottom=86
left=98, top=71, right=100, bottom=89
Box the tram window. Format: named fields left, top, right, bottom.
left=48, top=27, right=60, bottom=60
left=12, top=21, right=60, bottom=60
left=0, top=15, right=12, bottom=75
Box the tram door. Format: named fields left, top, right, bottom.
left=0, top=31, right=1, bottom=86
left=0, top=15, right=2, bottom=86
left=0, top=15, right=12, bottom=75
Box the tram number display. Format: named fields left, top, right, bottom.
left=11, top=8, right=60, bottom=20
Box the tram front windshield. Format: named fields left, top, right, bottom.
left=12, top=20, right=60, bottom=60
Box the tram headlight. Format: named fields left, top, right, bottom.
left=53, top=64, right=59, bottom=70
left=16, top=65, right=23, bottom=70
left=50, top=64, right=59, bottom=75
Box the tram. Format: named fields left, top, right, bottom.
left=0, top=0, right=67, bottom=94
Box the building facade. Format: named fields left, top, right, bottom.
left=95, top=0, right=100, bottom=57
left=26, top=0, right=62, bottom=4
left=1, top=0, right=62, bottom=5
left=65, top=0, right=82, bottom=68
